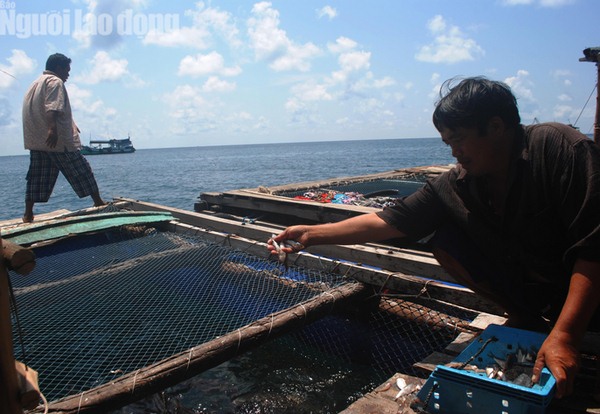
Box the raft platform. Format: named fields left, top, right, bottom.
left=1, top=198, right=598, bottom=413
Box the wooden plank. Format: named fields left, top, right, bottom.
left=200, top=190, right=373, bottom=224
left=253, top=165, right=452, bottom=194
left=413, top=351, right=454, bottom=374
left=469, top=312, right=508, bottom=330
left=340, top=373, right=425, bottom=414
left=0, top=209, right=71, bottom=228
left=117, top=198, right=457, bottom=282
left=444, top=331, right=477, bottom=355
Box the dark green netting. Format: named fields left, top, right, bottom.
left=9, top=229, right=350, bottom=403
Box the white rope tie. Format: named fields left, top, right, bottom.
left=236, top=329, right=242, bottom=353
left=268, top=314, right=275, bottom=336
left=76, top=391, right=85, bottom=414
left=131, top=370, right=140, bottom=394
left=186, top=347, right=195, bottom=371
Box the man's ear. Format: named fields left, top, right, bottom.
left=487, top=116, right=506, bottom=137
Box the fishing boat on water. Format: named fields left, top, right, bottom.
left=81, top=136, right=135, bottom=155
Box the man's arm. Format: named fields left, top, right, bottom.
left=45, top=110, right=59, bottom=148
left=270, top=212, right=406, bottom=251
left=533, top=258, right=600, bottom=398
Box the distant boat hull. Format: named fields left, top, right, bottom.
left=81, top=146, right=135, bottom=155
left=81, top=137, right=135, bottom=155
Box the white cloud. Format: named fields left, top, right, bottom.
left=144, top=26, right=212, bottom=49
left=163, top=84, right=215, bottom=134
left=247, top=2, right=321, bottom=72
left=317, top=6, right=337, bottom=20
left=504, top=69, right=535, bottom=102
left=374, top=76, right=396, bottom=89
left=339, top=51, right=371, bottom=73
left=143, top=2, right=240, bottom=49
left=77, top=51, right=130, bottom=84
left=553, top=104, right=575, bottom=120
left=0, top=50, right=36, bottom=89
left=67, top=83, right=119, bottom=136
left=202, top=76, right=236, bottom=92
left=290, top=81, right=333, bottom=102
left=557, top=93, right=571, bottom=102
left=328, top=37, right=358, bottom=54
left=416, top=15, right=484, bottom=64
left=551, top=69, right=573, bottom=87
left=330, top=50, right=371, bottom=84
left=178, top=51, right=242, bottom=78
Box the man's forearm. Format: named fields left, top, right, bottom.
left=306, top=212, right=406, bottom=246
left=552, top=258, right=600, bottom=346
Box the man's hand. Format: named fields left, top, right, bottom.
left=46, top=126, right=58, bottom=148
left=532, top=330, right=580, bottom=398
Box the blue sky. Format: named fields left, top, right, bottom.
left=0, top=0, right=598, bottom=156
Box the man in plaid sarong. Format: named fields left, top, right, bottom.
left=22, top=53, right=105, bottom=222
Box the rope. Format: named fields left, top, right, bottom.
left=131, top=370, right=140, bottom=394
left=41, top=392, right=48, bottom=414
left=186, top=347, right=195, bottom=371
left=76, top=391, right=85, bottom=414
left=299, top=303, right=308, bottom=318
left=236, top=329, right=242, bottom=353
left=574, top=82, right=597, bottom=128
left=267, top=314, right=275, bottom=336
left=414, top=382, right=438, bottom=413
left=458, top=336, right=497, bottom=369
left=416, top=280, right=433, bottom=299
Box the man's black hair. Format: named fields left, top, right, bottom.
left=432, top=77, right=521, bottom=135
left=45, top=53, right=71, bottom=72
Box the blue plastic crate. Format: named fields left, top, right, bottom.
left=415, top=324, right=556, bottom=414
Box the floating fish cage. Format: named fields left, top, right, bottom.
left=4, top=204, right=479, bottom=413
left=196, top=166, right=451, bottom=226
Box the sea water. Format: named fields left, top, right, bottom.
left=0, top=138, right=452, bottom=221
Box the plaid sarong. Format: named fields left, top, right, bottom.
left=26, top=150, right=100, bottom=202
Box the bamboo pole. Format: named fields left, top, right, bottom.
left=0, top=237, right=22, bottom=414
left=595, top=61, right=600, bottom=144
left=39, top=282, right=371, bottom=414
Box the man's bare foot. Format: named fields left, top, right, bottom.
left=23, top=213, right=34, bottom=223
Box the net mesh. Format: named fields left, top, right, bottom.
left=9, top=228, right=352, bottom=402
left=8, top=223, right=477, bottom=408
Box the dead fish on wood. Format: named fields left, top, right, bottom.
left=270, top=234, right=304, bottom=268
left=394, top=377, right=421, bottom=400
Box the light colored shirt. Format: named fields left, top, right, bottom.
left=22, top=70, right=81, bottom=152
